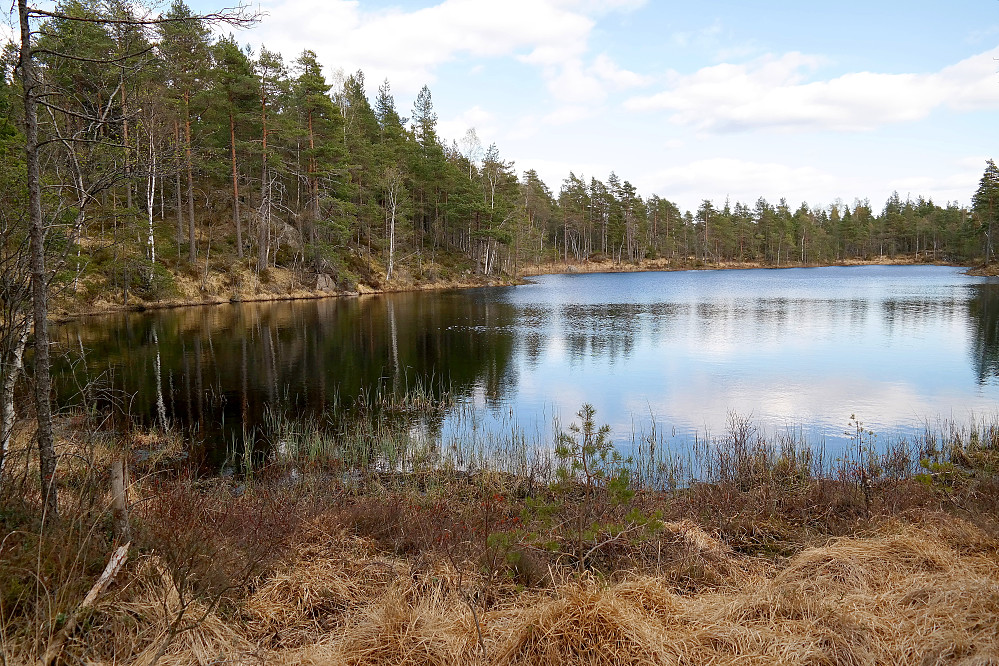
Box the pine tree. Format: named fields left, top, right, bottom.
left=211, top=36, right=257, bottom=258
left=255, top=47, right=288, bottom=272
left=973, top=159, right=999, bottom=264
left=293, top=50, right=346, bottom=274
left=158, top=0, right=212, bottom=262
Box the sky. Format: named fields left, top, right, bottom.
left=8, top=0, right=999, bottom=213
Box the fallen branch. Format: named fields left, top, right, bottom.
left=40, top=542, right=130, bottom=666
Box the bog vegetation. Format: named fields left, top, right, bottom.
left=1, top=402, right=999, bottom=664
left=3, top=0, right=999, bottom=663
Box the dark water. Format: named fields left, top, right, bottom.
left=51, top=265, right=999, bottom=463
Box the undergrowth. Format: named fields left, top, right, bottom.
left=1, top=404, right=998, bottom=664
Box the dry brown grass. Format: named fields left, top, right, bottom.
left=244, top=522, right=403, bottom=648
left=4, top=421, right=998, bottom=666
left=105, top=517, right=996, bottom=666
left=481, top=519, right=999, bottom=666
left=5, top=507, right=998, bottom=665
left=75, top=555, right=254, bottom=666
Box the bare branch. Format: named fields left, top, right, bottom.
left=31, top=45, right=156, bottom=65
left=36, top=99, right=126, bottom=125
left=36, top=137, right=130, bottom=149
left=27, top=4, right=260, bottom=28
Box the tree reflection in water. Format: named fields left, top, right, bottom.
left=50, top=292, right=518, bottom=468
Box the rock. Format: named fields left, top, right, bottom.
left=316, top=273, right=337, bottom=292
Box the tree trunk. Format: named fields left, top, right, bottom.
left=147, top=131, right=157, bottom=264
left=0, top=322, right=29, bottom=475
left=110, top=457, right=130, bottom=542
left=229, top=108, right=243, bottom=259
left=19, top=0, right=59, bottom=519
left=122, top=84, right=132, bottom=212
left=174, top=120, right=184, bottom=255
left=387, top=186, right=397, bottom=280
left=256, top=84, right=269, bottom=273
left=308, top=110, right=318, bottom=246
left=184, top=92, right=196, bottom=263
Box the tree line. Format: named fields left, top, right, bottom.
left=2, top=0, right=998, bottom=305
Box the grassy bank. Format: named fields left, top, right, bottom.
left=2, top=404, right=998, bottom=664
left=50, top=251, right=971, bottom=320
left=519, top=255, right=976, bottom=280
left=50, top=253, right=523, bottom=321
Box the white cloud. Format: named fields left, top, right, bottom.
left=243, top=0, right=626, bottom=94
left=886, top=165, right=983, bottom=205
left=626, top=48, right=999, bottom=133
left=631, top=156, right=982, bottom=213
left=243, top=0, right=651, bottom=107
left=513, top=157, right=613, bottom=190
left=524, top=52, right=652, bottom=104
left=437, top=105, right=497, bottom=147
left=636, top=158, right=841, bottom=209
left=538, top=59, right=606, bottom=103
left=541, top=105, right=594, bottom=125
left=556, top=0, right=647, bottom=14
left=1, top=15, right=15, bottom=48
left=505, top=114, right=542, bottom=142
left=590, top=53, right=653, bottom=89
left=670, top=21, right=723, bottom=49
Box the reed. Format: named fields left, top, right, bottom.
left=3, top=400, right=999, bottom=665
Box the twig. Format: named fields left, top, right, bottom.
left=463, top=592, right=487, bottom=661
left=581, top=524, right=642, bottom=568
left=39, top=542, right=130, bottom=666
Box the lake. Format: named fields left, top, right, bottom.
left=52, top=265, right=999, bottom=467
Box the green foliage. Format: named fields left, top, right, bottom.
left=554, top=403, right=633, bottom=506
left=3, top=0, right=988, bottom=314
left=548, top=404, right=650, bottom=567
left=105, top=256, right=178, bottom=301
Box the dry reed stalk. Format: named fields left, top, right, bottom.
left=110, top=556, right=253, bottom=666
left=491, top=575, right=673, bottom=666
left=305, top=583, right=479, bottom=666
left=484, top=519, right=999, bottom=666
left=656, top=520, right=755, bottom=586
left=244, top=527, right=393, bottom=646
left=39, top=515, right=996, bottom=665
left=651, top=519, right=999, bottom=665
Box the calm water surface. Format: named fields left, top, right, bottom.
left=52, top=265, right=999, bottom=462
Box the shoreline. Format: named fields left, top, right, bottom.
left=52, top=256, right=979, bottom=321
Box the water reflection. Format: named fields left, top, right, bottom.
left=51, top=265, right=999, bottom=461
left=53, top=292, right=518, bottom=465
left=968, top=282, right=999, bottom=385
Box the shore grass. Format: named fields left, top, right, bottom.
left=51, top=253, right=964, bottom=321
left=2, top=404, right=998, bottom=665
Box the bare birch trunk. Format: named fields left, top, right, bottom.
left=110, top=458, right=130, bottom=542
left=0, top=323, right=29, bottom=474
left=147, top=131, right=157, bottom=264
left=229, top=108, right=243, bottom=258
left=19, top=0, right=59, bottom=519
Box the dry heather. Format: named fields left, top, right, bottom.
left=42, top=516, right=997, bottom=666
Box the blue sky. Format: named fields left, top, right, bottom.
left=10, top=0, right=998, bottom=212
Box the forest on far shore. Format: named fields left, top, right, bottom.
left=2, top=0, right=999, bottom=310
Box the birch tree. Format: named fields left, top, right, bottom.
left=13, top=0, right=254, bottom=518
